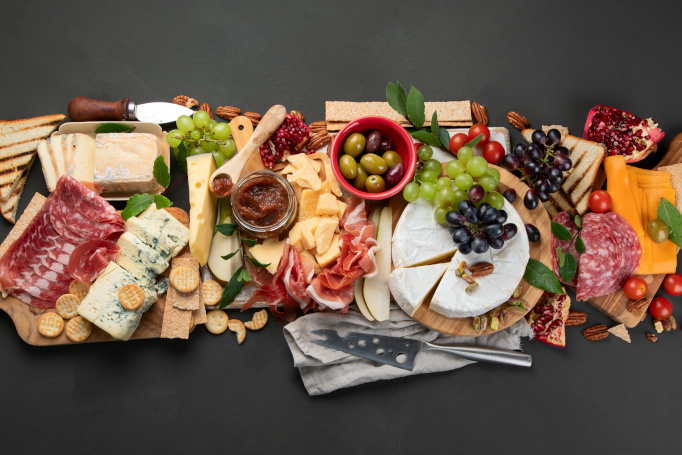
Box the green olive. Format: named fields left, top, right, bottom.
left=343, top=132, right=366, bottom=157
left=353, top=164, right=369, bottom=190
left=365, top=175, right=386, bottom=193
left=360, top=153, right=388, bottom=175
left=382, top=150, right=403, bottom=169
left=339, top=154, right=358, bottom=179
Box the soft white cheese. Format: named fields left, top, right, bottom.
left=389, top=262, right=449, bottom=316
left=94, top=132, right=160, bottom=193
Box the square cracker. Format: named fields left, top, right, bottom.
left=657, top=162, right=682, bottom=214
left=160, top=290, right=192, bottom=339
left=170, top=255, right=201, bottom=311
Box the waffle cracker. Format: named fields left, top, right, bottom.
left=38, top=312, right=64, bottom=338
left=170, top=265, right=200, bottom=293
left=69, top=280, right=91, bottom=301
left=228, top=319, right=246, bottom=344
left=206, top=310, right=229, bottom=334
left=119, top=283, right=145, bottom=310
left=201, top=280, right=222, bottom=306
left=66, top=316, right=92, bottom=342
left=56, top=294, right=80, bottom=319
left=244, top=309, right=268, bottom=331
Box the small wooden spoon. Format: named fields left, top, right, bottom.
left=209, top=104, right=286, bottom=197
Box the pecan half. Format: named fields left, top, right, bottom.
left=199, top=103, right=214, bottom=119
left=583, top=324, right=609, bottom=341
left=290, top=110, right=305, bottom=122
left=216, top=106, right=242, bottom=121
left=309, top=121, right=328, bottom=134
left=627, top=298, right=649, bottom=312
left=469, top=262, right=494, bottom=278
left=646, top=333, right=658, bottom=343
left=244, top=111, right=262, bottom=126
left=506, top=111, right=530, bottom=131
left=173, top=95, right=198, bottom=109
left=565, top=311, right=587, bottom=326
left=307, top=131, right=331, bottom=150
left=471, top=102, right=489, bottom=125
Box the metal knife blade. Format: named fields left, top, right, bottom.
left=134, top=102, right=194, bottom=124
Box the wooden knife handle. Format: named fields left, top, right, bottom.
left=67, top=97, right=132, bottom=122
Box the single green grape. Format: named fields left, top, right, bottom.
left=435, top=177, right=452, bottom=191
left=190, top=129, right=202, bottom=140
left=187, top=143, right=201, bottom=156
left=420, top=182, right=437, bottom=200
left=466, top=156, right=489, bottom=177
left=212, top=151, right=225, bottom=168
left=458, top=146, right=474, bottom=165
left=478, top=175, right=497, bottom=192
left=166, top=129, right=184, bottom=148
left=212, top=123, right=232, bottom=140
left=436, top=187, right=456, bottom=207
left=176, top=115, right=194, bottom=134
left=486, top=191, right=505, bottom=209
left=193, top=110, right=210, bottom=129
left=446, top=160, right=466, bottom=178
left=423, top=159, right=442, bottom=174
left=209, top=119, right=218, bottom=129
left=454, top=173, right=474, bottom=190
left=200, top=140, right=217, bottom=153
left=218, top=139, right=236, bottom=159
left=403, top=182, right=420, bottom=202
left=421, top=170, right=439, bottom=184
left=486, top=167, right=501, bottom=182
left=434, top=206, right=448, bottom=224
left=417, top=145, right=433, bottom=161
left=453, top=188, right=468, bottom=207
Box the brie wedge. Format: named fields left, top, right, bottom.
left=389, top=262, right=448, bottom=316
left=392, top=198, right=457, bottom=268
left=430, top=198, right=530, bottom=318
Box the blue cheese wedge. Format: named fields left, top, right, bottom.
left=389, top=262, right=449, bottom=316
left=114, top=232, right=169, bottom=286
left=93, top=285, right=157, bottom=341
left=392, top=198, right=457, bottom=268
left=133, top=204, right=189, bottom=259
left=94, top=132, right=161, bottom=194
left=430, top=199, right=530, bottom=318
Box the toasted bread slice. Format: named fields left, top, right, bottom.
left=522, top=129, right=605, bottom=217
left=1, top=160, right=32, bottom=223
left=0, top=114, right=65, bottom=201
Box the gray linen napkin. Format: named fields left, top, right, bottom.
left=283, top=303, right=533, bottom=396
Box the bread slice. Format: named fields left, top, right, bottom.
left=522, top=129, right=605, bottom=217
left=0, top=114, right=65, bottom=202
left=1, top=159, right=32, bottom=223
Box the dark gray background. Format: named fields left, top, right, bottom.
left=1, top=1, right=680, bottom=453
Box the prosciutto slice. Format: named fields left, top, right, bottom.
left=68, top=240, right=120, bottom=282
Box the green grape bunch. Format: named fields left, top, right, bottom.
left=166, top=111, right=237, bottom=168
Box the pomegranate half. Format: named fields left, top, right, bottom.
left=259, top=113, right=313, bottom=168
left=527, top=291, right=571, bottom=348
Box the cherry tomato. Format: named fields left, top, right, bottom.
left=468, top=124, right=490, bottom=146
left=649, top=296, right=673, bottom=319
left=588, top=190, right=612, bottom=213
left=663, top=273, right=682, bottom=296
left=623, top=276, right=647, bottom=300
left=449, top=133, right=470, bottom=155
left=482, top=141, right=505, bottom=164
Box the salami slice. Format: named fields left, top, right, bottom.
left=59, top=174, right=124, bottom=227
left=576, top=213, right=624, bottom=301
left=551, top=211, right=580, bottom=287
left=602, top=212, right=642, bottom=285
left=68, top=239, right=119, bottom=282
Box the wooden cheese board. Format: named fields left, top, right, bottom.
left=0, top=195, right=192, bottom=346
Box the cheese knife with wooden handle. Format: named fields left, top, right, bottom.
left=67, top=97, right=195, bottom=124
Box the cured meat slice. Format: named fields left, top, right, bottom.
left=601, top=212, right=641, bottom=285
left=576, top=213, right=623, bottom=301
left=307, top=280, right=354, bottom=311
left=11, top=291, right=54, bottom=309
left=551, top=210, right=581, bottom=287
left=68, top=239, right=120, bottom=282
left=243, top=244, right=293, bottom=323
left=59, top=174, right=124, bottom=226
left=282, top=246, right=313, bottom=312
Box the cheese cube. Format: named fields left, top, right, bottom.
left=314, top=217, right=339, bottom=254
left=297, top=216, right=320, bottom=250
left=315, top=234, right=341, bottom=269
left=299, top=189, right=320, bottom=221
left=115, top=232, right=169, bottom=286
left=186, top=153, right=217, bottom=266
left=289, top=223, right=305, bottom=252
left=316, top=193, right=339, bottom=216
left=336, top=200, right=347, bottom=219
left=249, top=238, right=287, bottom=274
left=94, top=133, right=161, bottom=193
left=71, top=133, right=95, bottom=183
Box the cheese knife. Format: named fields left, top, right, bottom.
left=67, top=96, right=195, bottom=124
left=311, top=329, right=532, bottom=370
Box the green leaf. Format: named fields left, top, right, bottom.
left=215, top=223, right=237, bottom=236
left=572, top=213, right=582, bottom=228
left=121, top=193, right=155, bottom=220
left=219, top=267, right=245, bottom=309
left=556, top=247, right=566, bottom=267
left=551, top=221, right=572, bottom=241
left=396, top=82, right=408, bottom=119
left=465, top=133, right=483, bottom=148
left=94, top=123, right=135, bottom=134
left=559, top=251, right=577, bottom=283
left=524, top=259, right=564, bottom=295
left=411, top=130, right=441, bottom=148
left=245, top=254, right=271, bottom=269
left=406, top=86, right=425, bottom=129
left=175, top=142, right=188, bottom=174
left=153, top=194, right=172, bottom=209
left=438, top=126, right=451, bottom=151
left=241, top=236, right=257, bottom=247
left=386, top=83, right=406, bottom=117
left=575, top=235, right=585, bottom=254
left=657, top=198, right=682, bottom=247
left=153, top=155, right=171, bottom=187
left=221, top=249, right=240, bottom=260
left=430, top=111, right=439, bottom=137
left=238, top=267, right=252, bottom=282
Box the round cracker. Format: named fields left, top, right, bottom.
left=228, top=319, right=246, bottom=344
left=206, top=310, right=229, bottom=334
left=119, top=283, right=145, bottom=310
left=66, top=316, right=92, bottom=343
left=69, top=280, right=91, bottom=301
left=56, top=294, right=80, bottom=319
left=38, top=312, right=64, bottom=338
left=201, top=280, right=223, bottom=306
left=170, top=265, right=200, bottom=293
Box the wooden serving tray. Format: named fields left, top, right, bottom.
left=0, top=197, right=191, bottom=346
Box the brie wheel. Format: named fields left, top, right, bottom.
left=389, top=263, right=449, bottom=316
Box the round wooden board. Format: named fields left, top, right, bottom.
left=389, top=164, right=552, bottom=337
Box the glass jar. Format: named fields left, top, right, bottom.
left=230, top=170, right=298, bottom=239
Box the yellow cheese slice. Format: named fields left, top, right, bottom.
left=249, top=238, right=286, bottom=274
left=71, top=134, right=95, bottom=183
left=187, top=154, right=217, bottom=266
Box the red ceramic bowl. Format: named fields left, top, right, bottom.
left=330, top=116, right=416, bottom=200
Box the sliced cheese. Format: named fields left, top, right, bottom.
left=94, top=132, right=160, bottom=193
left=36, top=139, right=57, bottom=191
left=388, top=262, right=449, bottom=316
left=314, top=217, right=338, bottom=254
left=315, top=234, right=341, bottom=269
left=71, top=133, right=95, bottom=183
left=186, top=153, right=217, bottom=266
left=48, top=134, right=66, bottom=179
left=249, top=238, right=287, bottom=274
